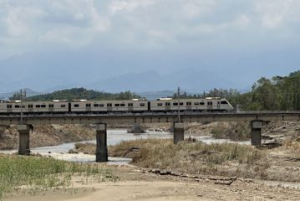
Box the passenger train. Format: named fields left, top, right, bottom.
left=0, top=97, right=233, bottom=114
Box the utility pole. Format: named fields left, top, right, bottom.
left=177, top=87, right=180, bottom=123
left=20, top=89, right=26, bottom=125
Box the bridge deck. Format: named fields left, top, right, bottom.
left=0, top=112, right=300, bottom=125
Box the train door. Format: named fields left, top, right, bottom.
left=217, top=101, right=221, bottom=110
left=207, top=101, right=213, bottom=110
left=86, top=103, right=91, bottom=112
left=107, top=103, right=112, bottom=112
left=7, top=104, right=12, bottom=113
left=165, top=102, right=171, bottom=111
left=187, top=102, right=192, bottom=110
left=48, top=104, right=54, bottom=113
left=128, top=103, right=133, bottom=112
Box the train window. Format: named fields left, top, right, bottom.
left=41, top=105, right=46, bottom=108
left=128, top=103, right=133, bottom=107
left=86, top=104, right=91, bottom=107
left=221, top=101, right=228, bottom=104
left=165, top=102, right=170, bottom=106
left=207, top=102, right=213, bottom=105
left=28, top=105, right=33, bottom=108
left=173, top=103, right=178, bottom=106
left=48, top=104, right=53, bottom=108
left=74, top=104, right=79, bottom=107
left=120, top=104, right=125, bottom=107
left=94, top=104, right=99, bottom=107
left=7, top=105, right=12, bottom=109
left=107, top=103, right=112, bottom=107
left=15, top=105, right=20, bottom=108
left=140, top=103, right=145, bottom=107
left=61, top=104, right=66, bottom=108
left=36, top=105, right=41, bottom=108
left=187, top=102, right=192, bottom=106
left=157, top=103, right=163, bottom=106
left=180, top=102, right=184, bottom=106
left=99, top=104, right=105, bottom=107
left=115, top=104, right=120, bottom=107
left=194, top=102, right=200, bottom=105
left=200, top=102, right=205, bottom=105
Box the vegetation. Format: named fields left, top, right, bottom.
left=0, top=154, right=116, bottom=200
left=172, top=70, right=300, bottom=111
left=238, top=71, right=300, bottom=110
left=110, top=139, right=266, bottom=178
left=10, top=88, right=141, bottom=101
left=211, top=122, right=250, bottom=141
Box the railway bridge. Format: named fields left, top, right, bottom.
left=1, top=111, right=299, bottom=162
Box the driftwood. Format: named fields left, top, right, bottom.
left=149, top=169, right=237, bottom=185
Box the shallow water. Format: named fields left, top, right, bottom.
left=0, top=129, right=173, bottom=164
left=0, top=130, right=252, bottom=164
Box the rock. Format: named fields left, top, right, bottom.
left=160, top=170, right=168, bottom=175
left=150, top=169, right=161, bottom=174
left=68, top=149, right=78, bottom=154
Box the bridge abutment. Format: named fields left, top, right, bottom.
left=250, top=121, right=262, bottom=146
left=173, top=123, right=184, bottom=144
left=17, top=125, right=32, bottom=155
left=96, top=124, right=108, bottom=162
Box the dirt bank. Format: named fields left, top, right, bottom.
left=5, top=165, right=300, bottom=201
left=0, top=124, right=95, bottom=150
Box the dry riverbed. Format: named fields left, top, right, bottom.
left=5, top=164, right=300, bottom=201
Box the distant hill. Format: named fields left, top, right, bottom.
left=137, top=90, right=175, bottom=100
left=23, top=88, right=141, bottom=101
left=0, top=88, right=41, bottom=100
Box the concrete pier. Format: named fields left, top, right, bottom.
left=17, top=125, right=31, bottom=155
left=96, top=124, right=108, bottom=162
left=251, top=121, right=262, bottom=146
left=173, top=123, right=184, bottom=144
left=0, top=127, right=5, bottom=139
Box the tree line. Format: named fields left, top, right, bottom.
left=10, top=88, right=141, bottom=102
left=171, top=70, right=300, bottom=111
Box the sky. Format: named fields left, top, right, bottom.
left=0, top=0, right=300, bottom=93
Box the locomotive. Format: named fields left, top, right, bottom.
left=0, top=97, right=233, bottom=114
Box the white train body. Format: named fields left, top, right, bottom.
left=0, top=101, right=69, bottom=113
left=151, top=98, right=233, bottom=112
left=70, top=100, right=148, bottom=113
left=0, top=98, right=233, bottom=114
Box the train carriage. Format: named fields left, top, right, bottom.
left=71, top=99, right=148, bottom=113
left=150, top=98, right=233, bottom=112
left=0, top=101, right=69, bottom=114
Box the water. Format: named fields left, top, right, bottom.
left=0, top=130, right=251, bottom=164
left=0, top=129, right=173, bottom=164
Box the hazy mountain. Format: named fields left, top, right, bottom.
left=137, top=90, right=175, bottom=100
left=89, top=68, right=240, bottom=93
left=0, top=44, right=297, bottom=93
left=0, top=88, right=41, bottom=99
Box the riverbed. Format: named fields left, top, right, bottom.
left=0, top=129, right=251, bottom=164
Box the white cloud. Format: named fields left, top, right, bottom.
left=0, top=0, right=300, bottom=59
left=109, top=0, right=157, bottom=14
left=0, top=0, right=109, bottom=59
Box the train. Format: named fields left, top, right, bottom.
left=0, top=97, right=233, bottom=114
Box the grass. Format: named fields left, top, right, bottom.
left=110, top=139, right=265, bottom=177
left=0, top=154, right=116, bottom=200
left=70, top=142, right=96, bottom=154
left=284, top=138, right=300, bottom=159
left=211, top=122, right=250, bottom=141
